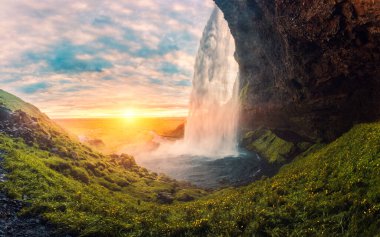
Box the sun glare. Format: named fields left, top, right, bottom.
left=123, top=109, right=137, bottom=119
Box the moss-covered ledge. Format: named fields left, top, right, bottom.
left=241, top=128, right=313, bottom=165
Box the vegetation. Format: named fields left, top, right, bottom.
left=1, top=122, right=379, bottom=236
left=0, top=91, right=379, bottom=236
left=140, top=123, right=379, bottom=236
left=242, top=128, right=313, bottom=165
left=0, top=133, right=206, bottom=236
left=239, top=81, right=250, bottom=103
left=0, top=89, right=48, bottom=120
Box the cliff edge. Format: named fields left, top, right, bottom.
left=215, top=0, right=380, bottom=141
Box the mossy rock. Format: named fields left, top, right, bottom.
left=243, top=128, right=296, bottom=164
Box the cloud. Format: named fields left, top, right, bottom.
left=61, top=85, right=94, bottom=93
left=92, top=16, right=113, bottom=27
left=19, top=82, right=51, bottom=94
left=149, top=78, right=164, bottom=85
left=59, top=79, right=72, bottom=84
left=97, top=36, right=131, bottom=53
left=0, top=0, right=214, bottom=118
left=25, top=40, right=113, bottom=74
left=175, top=80, right=192, bottom=87
left=159, top=62, right=183, bottom=75
left=102, top=76, right=115, bottom=81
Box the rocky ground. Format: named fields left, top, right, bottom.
left=0, top=152, right=62, bottom=237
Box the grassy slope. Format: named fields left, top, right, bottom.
left=1, top=123, right=379, bottom=236
left=153, top=123, right=380, bottom=236
left=0, top=89, right=47, bottom=120
left=0, top=90, right=206, bottom=236
left=0, top=134, right=208, bottom=235
left=0, top=89, right=64, bottom=134
left=0, top=90, right=379, bottom=236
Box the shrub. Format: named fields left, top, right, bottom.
left=69, top=167, right=90, bottom=184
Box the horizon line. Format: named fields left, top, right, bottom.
left=52, top=116, right=187, bottom=120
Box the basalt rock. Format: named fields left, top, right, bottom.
left=215, top=0, right=380, bottom=141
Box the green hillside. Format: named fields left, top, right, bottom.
left=0, top=89, right=47, bottom=119
left=0, top=91, right=379, bottom=236
left=0, top=91, right=207, bottom=235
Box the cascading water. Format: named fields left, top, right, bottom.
left=183, top=7, right=240, bottom=157
left=144, top=6, right=240, bottom=158
left=136, top=6, right=261, bottom=188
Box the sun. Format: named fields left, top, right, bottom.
left=123, top=109, right=137, bottom=119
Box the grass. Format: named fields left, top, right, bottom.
left=0, top=132, right=206, bottom=236
left=138, top=122, right=379, bottom=236
left=0, top=89, right=48, bottom=120
left=0, top=89, right=379, bottom=236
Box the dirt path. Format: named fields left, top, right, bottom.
left=0, top=154, right=62, bottom=237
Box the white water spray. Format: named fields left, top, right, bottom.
left=132, top=7, right=248, bottom=186
left=182, top=7, right=240, bottom=157
left=137, top=6, right=240, bottom=161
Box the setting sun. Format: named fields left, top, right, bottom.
left=123, top=109, right=137, bottom=119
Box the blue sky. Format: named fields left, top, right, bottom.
left=0, top=0, right=214, bottom=118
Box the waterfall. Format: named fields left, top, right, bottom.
left=135, top=6, right=251, bottom=186
left=138, top=6, right=240, bottom=161
left=183, top=7, right=240, bottom=157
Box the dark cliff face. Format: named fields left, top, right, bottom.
left=215, top=0, right=380, bottom=141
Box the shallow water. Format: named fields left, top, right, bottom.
left=138, top=149, right=263, bottom=189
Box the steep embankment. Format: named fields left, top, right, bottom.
left=215, top=0, right=380, bottom=142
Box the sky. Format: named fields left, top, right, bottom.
left=0, top=0, right=214, bottom=118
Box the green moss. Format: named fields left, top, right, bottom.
left=297, top=141, right=313, bottom=151
left=244, top=128, right=295, bottom=164
left=239, top=81, right=250, bottom=102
